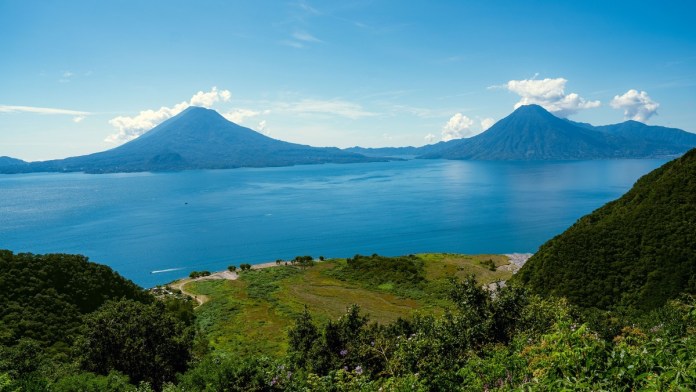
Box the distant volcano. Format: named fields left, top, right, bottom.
left=421, top=104, right=696, bottom=160
left=1, top=107, right=385, bottom=174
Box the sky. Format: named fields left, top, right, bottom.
left=1, top=0, right=695, bottom=161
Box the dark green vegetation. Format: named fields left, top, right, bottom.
left=1, top=250, right=694, bottom=390
left=0, top=250, right=196, bottom=391
left=515, top=148, right=696, bottom=314
left=0, top=107, right=385, bottom=174
left=0, top=250, right=150, bottom=349
left=3, top=151, right=696, bottom=390
left=188, top=270, right=211, bottom=279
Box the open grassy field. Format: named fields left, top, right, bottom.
left=181, top=253, right=514, bottom=357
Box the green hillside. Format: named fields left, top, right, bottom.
left=514, top=148, right=696, bottom=312
left=182, top=253, right=512, bottom=357
left=0, top=250, right=151, bottom=349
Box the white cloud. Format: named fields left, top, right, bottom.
left=190, top=86, right=232, bottom=108
left=481, top=117, right=495, bottom=131
left=73, top=116, right=85, bottom=123
left=257, top=120, right=268, bottom=134
left=424, top=133, right=437, bottom=143
left=276, top=99, right=377, bottom=119
left=504, top=77, right=600, bottom=117
left=441, top=113, right=479, bottom=141
left=222, top=108, right=263, bottom=124
left=292, top=31, right=322, bottom=43
left=105, top=87, right=231, bottom=144
left=0, top=105, right=89, bottom=116
left=610, top=89, right=659, bottom=122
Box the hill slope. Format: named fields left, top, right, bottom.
left=0, top=250, right=151, bottom=348
left=513, top=148, right=696, bottom=311
left=5, top=107, right=384, bottom=173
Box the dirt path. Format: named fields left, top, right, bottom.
left=169, top=270, right=238, bottom=306
left=167, top=263, right=281, bottom=307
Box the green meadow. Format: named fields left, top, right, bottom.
left=181, top=253, right=514, bottom=357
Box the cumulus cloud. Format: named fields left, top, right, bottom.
left=504, top=77, right=600, bottom=117
left=481, top=118, right=495, bottom=131
left=441, top=113, right=478, bottom=141
left=610, top=89, right=659, bottom=122
left=190, top=87, right=232, bottom=108
left=106, top=87, right=231, bottom=143
left=424, top=133, right=437, bottom=143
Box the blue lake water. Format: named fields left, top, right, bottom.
left=0, top=159, right=666, bottom=287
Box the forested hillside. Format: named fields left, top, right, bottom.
left=1, top=251, right=694, bottom=390
left=0, top=250, right=196, bottom=391
left=0, top=251, right=151, bottom=348
left=514, top=148, right=696, bottom=312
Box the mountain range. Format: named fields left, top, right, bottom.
left=349, top=104, right=696, bottom=160
left=2, top=104, right=696, bottom=174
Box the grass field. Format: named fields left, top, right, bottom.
left=181, top=253, right=514, bottom=357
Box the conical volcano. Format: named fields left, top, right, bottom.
left=21, top=107, right=384, bottom=173
left=424, top=104, right=620, bottom=160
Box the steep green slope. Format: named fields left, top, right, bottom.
left=513, top=149, right=696, bottom=311
left=0, top=250, right=151, bottom=348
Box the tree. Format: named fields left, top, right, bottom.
left=294, top=255, right=314, bottom=269
left=227, top=265, right=237, bottom=272
left=77, top=299, right=193, bottom=390
left=287, top=307, right=319, bottom=369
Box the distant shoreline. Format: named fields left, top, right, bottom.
left=161, top=253, right=534, bottom=291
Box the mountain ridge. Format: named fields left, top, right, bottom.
left=420, top=104, right=696, bottom=160
left=3, top=105, right=696, bottom=174
left=1, top=107, right=386, bottom=174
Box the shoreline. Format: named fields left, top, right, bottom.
left=158, top=253, right=534, bottom=304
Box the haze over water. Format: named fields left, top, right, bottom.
left=0, top=159, right=665, bottom=287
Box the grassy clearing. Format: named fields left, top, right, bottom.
left=184, top=253, right=514, bottom=357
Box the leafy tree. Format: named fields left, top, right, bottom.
left=77, top=299, right=193, bottom=390
left=287, top=307, right=319, bottom=369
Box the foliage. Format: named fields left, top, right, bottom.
left=327, top=254, right=425, bottom=297
left=514, top=149, right=696, bottom=313
left=76, top=299, right=194, bottom=390
left=189, top=270, right=211, bottom=279
left=0, top=250, right=150, bottom=349
left=293, top=255, right=315, bottom=269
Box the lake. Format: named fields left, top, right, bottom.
left=0, top=158, right=666, bottom=287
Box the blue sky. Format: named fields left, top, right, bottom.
left=1, top=0, right=695, bottom=161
